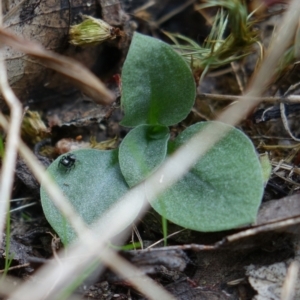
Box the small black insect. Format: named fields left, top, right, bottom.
left=58, top=153, right=76, bottom=171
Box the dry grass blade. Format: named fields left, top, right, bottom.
left=0, top=2, right=22, bottom=248
left=0, top=68, right=22, bottom=247
left=0, top=276, right=23, bottom=298
left=0, top=28, right=114, bottom=105
left=0, top=275, right=83, bottom=300
left=281, top=261, right=299, bottom=300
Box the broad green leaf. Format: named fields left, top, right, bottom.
left=151, top=121, right=264, bottom=232
left=121, top=32, right=195, bottom=127
left=119, top=125, right=169, bottom=187
left=40, top=149, right=142, bottom=245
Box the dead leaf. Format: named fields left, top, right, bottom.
left=2, top=0, right=114, bottom=105
left=246, top=258, right=300, bottom=300
left=256, top=193, right=300, bottom=225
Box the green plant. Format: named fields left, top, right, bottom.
left=167, top=0, right=300, bottom=83
left=40, top=149, right=137, bottom=244
left=41, top=32, right=264, bottom=245
left=165, top=0, right=258, bottom=81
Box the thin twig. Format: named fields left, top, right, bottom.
left=9, top=197, right=33, bottom=202
left=0, top=263, right=30, bottom=273
left=9, top=202, right=37, bottom=213
left=230, top=61, right=246, bottom=93
left=146, top=229, right=186, bottom=249
left=271, top=160, right=300, bottom=175
left=132, top=224, right=143, bottom=249
left=198, top=93, right=300, bottom=103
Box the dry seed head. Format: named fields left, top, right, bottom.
left=69, top=15, right=117, bottom=46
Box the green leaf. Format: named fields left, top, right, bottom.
left=259, top=153, right=272, bottom=185
left=40, top=149, right=142, bottom=245
left=121, top=32, right=196, bottom=127
left=119, top=125, right=169, bottom=187
left=151, top=121, right=264, bottom=232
